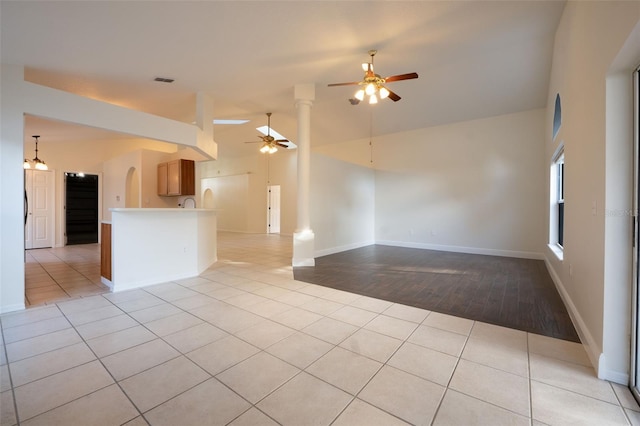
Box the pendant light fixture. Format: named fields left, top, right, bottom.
left=24, top=135, right=48, bottom=170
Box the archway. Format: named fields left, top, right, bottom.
left=202, top=188, right=214, bottom=209
left=125, top=167, right=140, bottom=208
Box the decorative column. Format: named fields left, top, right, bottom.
left=293, top=84, right=315, bottom=267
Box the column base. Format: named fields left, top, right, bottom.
left=292, top=229, right=315, bottom=267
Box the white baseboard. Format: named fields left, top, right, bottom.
left=597, top=353, right=629, bottom=385
left=0, top=302, right=26, bottom=314
left=315, top=240, right=375, bottom=258
left=376, top=240, right=544, bottom=260
left=542, top=257, right=626, bottom=382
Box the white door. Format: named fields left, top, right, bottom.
left=267, top=185, right=281, bottom=234
left=25, top=169, right=54, bottom=249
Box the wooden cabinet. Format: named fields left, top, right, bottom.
left=101, top=222, right=112, bottom=281
left=157, top=159, right=195, bottom=196
left=157, top=162, right=168, bottom=196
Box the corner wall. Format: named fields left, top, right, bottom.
left=310, top=153, right=375, bottom=255
left=372, top=109, right=546, bottom=258
left=544, top=1, right=640, bottom=383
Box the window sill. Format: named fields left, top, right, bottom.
left=548, top=243, right=564, bottom=261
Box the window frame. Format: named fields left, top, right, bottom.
left=549, top=146, right=565, bottom=259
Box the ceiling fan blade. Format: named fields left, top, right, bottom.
left=244, top=141, right=261, bottom=144
left=328, top=81, right=361, bottom=87
left=387, top=89, right=401, bottom=102
left=276, top=139, right=289, bottom=143
left=384, top=72, right=419, bottom=83
left=276, top=142, right=289, bottom=148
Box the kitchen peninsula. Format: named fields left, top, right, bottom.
left=101, top=208, right=217, bottom=292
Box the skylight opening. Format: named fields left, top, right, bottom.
left=256, top=126, right=297, bottom=149
left=213, top=119, right=250, bottom=125
left=256, top=126, right=287, bottom=142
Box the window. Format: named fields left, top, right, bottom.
left=553, top=94, right=562, bottom=140
left=557, top=154, right=564, bottom=247
left=549, top=147, right=565, bottom=256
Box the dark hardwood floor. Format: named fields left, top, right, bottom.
left=294, top=245, right=579, bottom=342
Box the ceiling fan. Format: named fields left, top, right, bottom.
left=328, top=49, right=418, bottom=105
left=245, top=112, right=289, bottom=154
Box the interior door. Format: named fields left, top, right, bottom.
left=267, top=185, right=281, bottom=234
left=632, top=66, right=640, bottom=401
left=25, top=169, right=55, bottom=249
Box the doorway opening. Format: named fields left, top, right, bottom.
left=65, top=172, right=99, bottom=245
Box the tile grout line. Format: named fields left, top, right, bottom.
left=0, top=318, right=21, bottom=426
left=50, top=297, right=147, bottom=424
left=527, top=330, right=534, bottom=424
left=428, top=318, right=475, bottom=425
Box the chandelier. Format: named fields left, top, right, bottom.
left=23, top=135, right=48, bottom=170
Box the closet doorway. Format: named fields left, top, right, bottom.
left=65, top=173, right=99, bottom=245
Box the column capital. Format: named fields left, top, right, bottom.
left=294, top=83, right=315, bottom=102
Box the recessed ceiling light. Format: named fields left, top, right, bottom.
left=213, top=119, right=250, bottom=125
left=154, top=77, right=174, bottom=83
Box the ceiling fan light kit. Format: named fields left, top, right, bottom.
left=328, top=49, right=418, bottom=105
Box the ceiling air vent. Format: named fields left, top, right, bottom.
left=154, top=77, right=174, bottom=83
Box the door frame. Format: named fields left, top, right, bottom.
left=63, top=171, right=102, bottom=246
left=631, top=65, right=639, bottom=400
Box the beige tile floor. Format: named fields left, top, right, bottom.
left=25, top=244, right=108, bottom=306
left=1, top=232, right=638, bottom=425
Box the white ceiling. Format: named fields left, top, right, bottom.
left=2, top=1, right=565, bottom=158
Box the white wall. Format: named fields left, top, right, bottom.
left=203, top=149, right=376, bottom=257
left=200, top=151, right=298, bottom=235
left=1, top=65, right=28, bottom=312
left=310, top=153, right=375, bottom=255
left=544, top=1, right=640, bottom=383
left=201, top=174, right=250, bottom=232
left=373, top=110, right=545, bottom=257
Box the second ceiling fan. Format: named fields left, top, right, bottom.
left=328, top=50, right=419, bottom=105
left=245, top=112, right=289, bottom=154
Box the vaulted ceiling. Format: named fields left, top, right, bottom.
left=1, top=1, right=565, bottom=158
